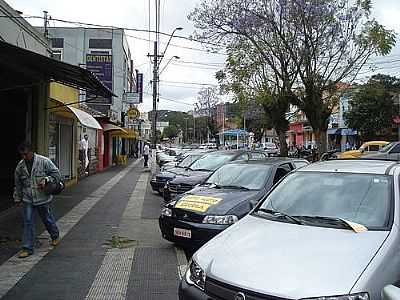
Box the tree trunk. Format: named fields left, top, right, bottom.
left=277, top=129, right=288, bottom=157
left=314, top=129, right=328, bottom=155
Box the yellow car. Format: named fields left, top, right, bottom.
left=339, top=141, right=389, bottom=159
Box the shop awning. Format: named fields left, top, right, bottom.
left=340, top=128, right=358, bottom=136
left=68, top=107, right=102, bottom=130
left=0, top=40, right=114, bottom=98
left=48, top=99, right=102, bottom=130
left=103, top=124, right=128, bottom=134
left=219, top=129, right=249, bottom=137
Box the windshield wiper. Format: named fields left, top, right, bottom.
left=221, top=185, right=251, bottom=191
left=192, top=168, right=212, bottom=172
left=257, top=208, right=303, bottom=225
left=293, top=215, right=368, bottom=233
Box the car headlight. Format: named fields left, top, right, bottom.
left=161, top=207, right=172, bottom=217
left=301, top=293, right=369, bottom=300
left=185, top=259, right=206, bottom=290
left=202, top=215, right=238, bottom=225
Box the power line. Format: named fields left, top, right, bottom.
left=159, top=83, right=205, bottom=89
left=160, top=80, right=217, bottom=86
left=144, top=92, right=194, bottom=106
left=170, top=62, right=222, bottom=71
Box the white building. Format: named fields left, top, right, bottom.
left=36, top=27, right=134, bottom=123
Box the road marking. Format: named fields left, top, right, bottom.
left=175, top=246, right=188, bottom=280
left=0, top=159, right=142, bottom=298
left=85, top=248, right=136, bottom=300
left=85, top=172, right=150, bottom=299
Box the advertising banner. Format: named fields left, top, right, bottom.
left=136, top=73, right=143, bottom=103
left=86, top=54, right=113, bottom=104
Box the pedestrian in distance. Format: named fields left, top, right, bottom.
left=79, top=134, right=89, bottom=175
left=143, top=143, right=150, bottom=168
left=14, top=142, right=62, bottom=258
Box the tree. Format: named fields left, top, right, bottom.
left=162, top=125, right=179, bottom=140
left=216, top=39, right=295, bottom=156
left=195, top=87, right=220, bottom=139
left=345, top=74, right=400, bottom=140
left=189, top=0, right=396, bottom=152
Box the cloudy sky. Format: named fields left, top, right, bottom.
left=6, top=0, right=400, bottom=112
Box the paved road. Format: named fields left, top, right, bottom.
left=0, top=157, right=186, bottom=300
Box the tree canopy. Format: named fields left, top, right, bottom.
left=345, top=74, right=400, bottom=141
left=190, top=0, right=396, bottom=152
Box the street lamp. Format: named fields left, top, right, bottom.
left=159, top=27, right=183, bottom=65
left=151, top=26, right=183, bottom=148
left=159, top=56, right=180, bottom=75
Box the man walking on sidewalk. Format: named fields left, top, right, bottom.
left=14, top=142, right=62, bottom=258
left=143, top=143, right=150, bottom=168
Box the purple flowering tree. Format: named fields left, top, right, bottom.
left=189, top=0, right=396, bottom=153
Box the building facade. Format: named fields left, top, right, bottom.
left=38, top=27, right=134, bottom=123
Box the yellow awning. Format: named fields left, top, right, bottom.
left=111, top=128, right=138, bottom=139
left=103, top=124, right=128, bottom=134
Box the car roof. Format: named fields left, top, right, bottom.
left=298, top=159, right=398, bottom=175
left=361, top=141, right=389, bottom=146
left=226, top=157, right=307, bottom=166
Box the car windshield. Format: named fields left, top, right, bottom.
left=206, top=164, right=271, bottom=190
left=257, top=172, right=392, bottom=229
left=177, top=155, right=202, bottom=168
left=189, top=153, right=235, bottom=171
left=379, top=142, right=395, bottom=153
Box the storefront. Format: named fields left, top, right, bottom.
left=287, top=122, right=304, bottom=149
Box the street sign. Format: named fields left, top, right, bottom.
left=127, top=107, right=140, bottom=120
left=124, top=92, right=140, bottom=104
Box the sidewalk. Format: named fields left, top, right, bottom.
left=0, top=157, right=185, bottom=300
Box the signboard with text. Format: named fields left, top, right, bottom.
left=86, top=54, right=113, bottom=104
left=124, top=92, right=140, bottom=104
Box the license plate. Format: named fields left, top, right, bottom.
left=174, top=228, right=191, bottom=239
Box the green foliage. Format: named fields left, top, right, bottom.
left=162, top=125, right=179, bottom=139
left=345, top=74, right=400, bottom=140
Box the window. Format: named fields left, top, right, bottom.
left=390, top=144, right=400, bottom=154
left=368, top=145, right=380, bottom=152
left=89, top=39, right=112, bottom=49
left=52, top=49, right=62, bottom=61
left=50, top=38, right=64, bottom=48
left=206, top=164, right=272, bottom=190
left=259, top=172, right=392, bottom=229
left=273, top=164, right=292, bottom=184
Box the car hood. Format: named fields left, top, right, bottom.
left=170, top=170, right=212, bottom=185
left=195, top=215, right=389, bottom=299
left=174, top=187, right=260, bottom=215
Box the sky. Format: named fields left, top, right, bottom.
left=6, top=0, right=400, bottom=113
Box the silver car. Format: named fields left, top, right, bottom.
left=179, top=159, right=400, bottom=300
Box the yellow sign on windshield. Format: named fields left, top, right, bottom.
left=175, top=195, right=222, bottom=212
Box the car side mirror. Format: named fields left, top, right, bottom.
left=382, top=285, right=400, bottom=300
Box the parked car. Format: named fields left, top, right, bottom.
left=363, top=142, right=400, bottom=161
left=180, top=159, right=400, bottom=300
left=163, top=150, right=268, bottom=201
left=159, top=158, right=309, bottom=249
left=150, top=153, right=206, bottom=195
left=339, top=141, right=389, bottom=159
left=161, top=150, right=212, bottom=171
left=264, top=142, right=279, bottom=156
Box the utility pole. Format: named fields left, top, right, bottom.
left=43, top=11, right=49, bottom=39
left=151, top=41, right=158, bottom=148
